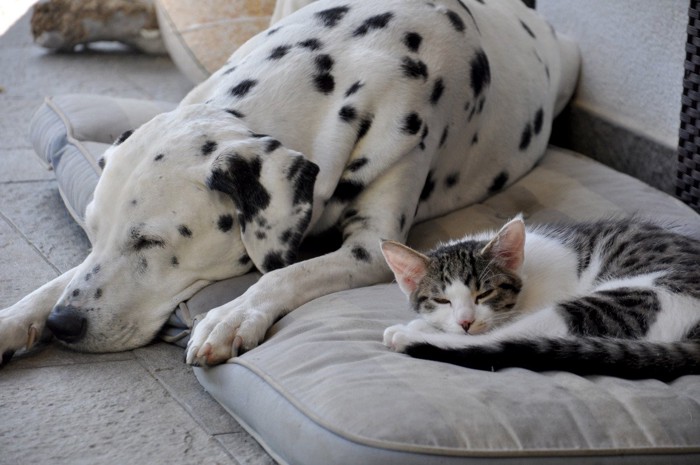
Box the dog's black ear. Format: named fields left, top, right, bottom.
left=208, top=140, right=319, bottom=272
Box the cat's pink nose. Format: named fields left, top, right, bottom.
left=460, top=320, right=473, bottom=332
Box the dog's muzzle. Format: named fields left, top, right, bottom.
left=47, top=305, right=87, bottom=343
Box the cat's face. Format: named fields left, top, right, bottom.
left=409, top=254, right=523, bottom=334
left=382, top=217, right=526, bottom=334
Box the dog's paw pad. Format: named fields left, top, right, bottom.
left=1, top=350, right=15, bottom=366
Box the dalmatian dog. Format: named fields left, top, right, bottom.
left=0, top=0, right=579, bottom=367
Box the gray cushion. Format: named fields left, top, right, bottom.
left=191, top=148, right=700, bottom=465
left=30, top=94, right=700, bottom=465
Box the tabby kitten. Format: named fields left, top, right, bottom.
left=381, top=217, right=700, bottom=380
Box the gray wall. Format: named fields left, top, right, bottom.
left=538, top=0, right=686, bottom=149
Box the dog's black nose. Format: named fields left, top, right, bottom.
left=47, top=305, right=87, bottom=343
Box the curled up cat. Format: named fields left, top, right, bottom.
left=380, top=216, right=700, bottom=381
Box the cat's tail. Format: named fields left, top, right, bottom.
left=404, top=338, right=700, bottom=381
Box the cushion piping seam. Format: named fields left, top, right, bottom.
left=44, top=96, right=103, bottom=175
left=230, top=359, right=700, bottom=458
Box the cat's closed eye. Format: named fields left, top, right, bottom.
left=433, top=297, right=451, bottom=305
left=475, top=289, right=494, bottom=304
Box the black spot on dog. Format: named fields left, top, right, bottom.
left=154, top=154, right=165, bottom=162
left=93, top=265, right=101, bottom=274
left=419, top=125, right=430, bottom=150
left=430, top=78, right=445, bottom=105
left=351, top=246, right=371, bottom=262
left=171, top=256, right=179, bottom=267
left=279, top=229, right=294, bottom=244
left=346, top=157, right=368, bottom=172
left=267, top=26, right=282, bottom=36
left=403, top=32, right=422, bottom=52
left=255, top=231, right=267, bottom=240
left=402, top=113, right=422, bottom=135
left=467, top=104, right=476, bottom=122
left=115, top=129, right=133, bottom=145
left=445, top=10, right=465, bottom=32
left=239, top=254, right=251, bottom=266
left=94, top=288, right=103, bottom=299
left=339, top=105, right=357, bottom=122
left=471, top=133, right=479, bottom=145
left=489, top=171, right=509, bottom=193
left=455, top=0, right=480, bottom=32
left=314, top=73, right=335, bottom=94
left=223, top=65, right=237, bottom=75
left=352, top=12, right=394, bottom=37
left=130, top=199, right=138, bottom=206
left=218, top=214, right=234, bottom=232
left=298, top=38, right=322, bottom=50
left=356, top=117, right=373, bottom=141
left=470, top=50, right=491, bottom=97
left=178, top=225, right=192, bottom=237
left=520, top=20, right=536, bottom=38
left=345, top=80, right=364, bottom=97
left=208, top=154, right=270, bottom=227
left=250, top=132, right=267, bottom=138
left=286, top=157, right=319, bottom=206
left=265, top=139, right=282, bottom=153
left=72, top=289, right=80, bottom=297
left=269, top=45, right=292, bottom=60
left=98, top=157, right=106, bottom=169
left=519, top=123, right=532, bottom=151
left=331, top=179, right=364, bottom=202
left=439, top=126, right=449, bottom=148
left=84, top=272, right=92, bottom=282
left=226, top=109, right=245, bottom=118
left=315, top=54, right=334, bottom=72
left=400, top=214, right=407, bottom=230
left=401, top=56, right=428, bottom=80
left=315, top=5, right=350, bottom=28
left=533, top=108, right=544, bottom=135
left=230, top=79, right=258, bottom=98
left=445, top=172, right=460, bottom=188
left=262, top=251, right=286, bottom=271
left=133, top=235, right=165, bottom=251
left=201, top=140, right=218, bottom=156
left=420, top=171, right=436, bottom=201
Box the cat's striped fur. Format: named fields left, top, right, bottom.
left=381, top=217, right=700, bottom=380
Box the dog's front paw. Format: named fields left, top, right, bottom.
left=185, top=301, right=271, bottom=367
left=0, top=307, right=44, bottom=366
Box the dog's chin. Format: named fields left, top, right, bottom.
left=54, top=324, right=160, bottom=353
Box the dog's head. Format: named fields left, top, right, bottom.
left=47, top=104, right=318, bottom=352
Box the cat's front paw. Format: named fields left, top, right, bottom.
left=383, top=324, right=426, bottom=353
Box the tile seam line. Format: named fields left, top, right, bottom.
left=131, top=350, right=243, bottom=464
left=0, top=209, right=61, bottom=275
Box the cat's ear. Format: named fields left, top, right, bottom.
left=380, top=240, right=430, bottom=295
left=481, top=217, right=526, bottom=271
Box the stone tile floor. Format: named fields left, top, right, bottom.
left=0, top=8, right=275, bottom=465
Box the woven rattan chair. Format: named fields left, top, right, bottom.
left=678, top=0, right=700, bottom=212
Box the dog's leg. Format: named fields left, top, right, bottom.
left=0, top=267, right=77, bottom=364
left=187, top=151, right=429, bottom=366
